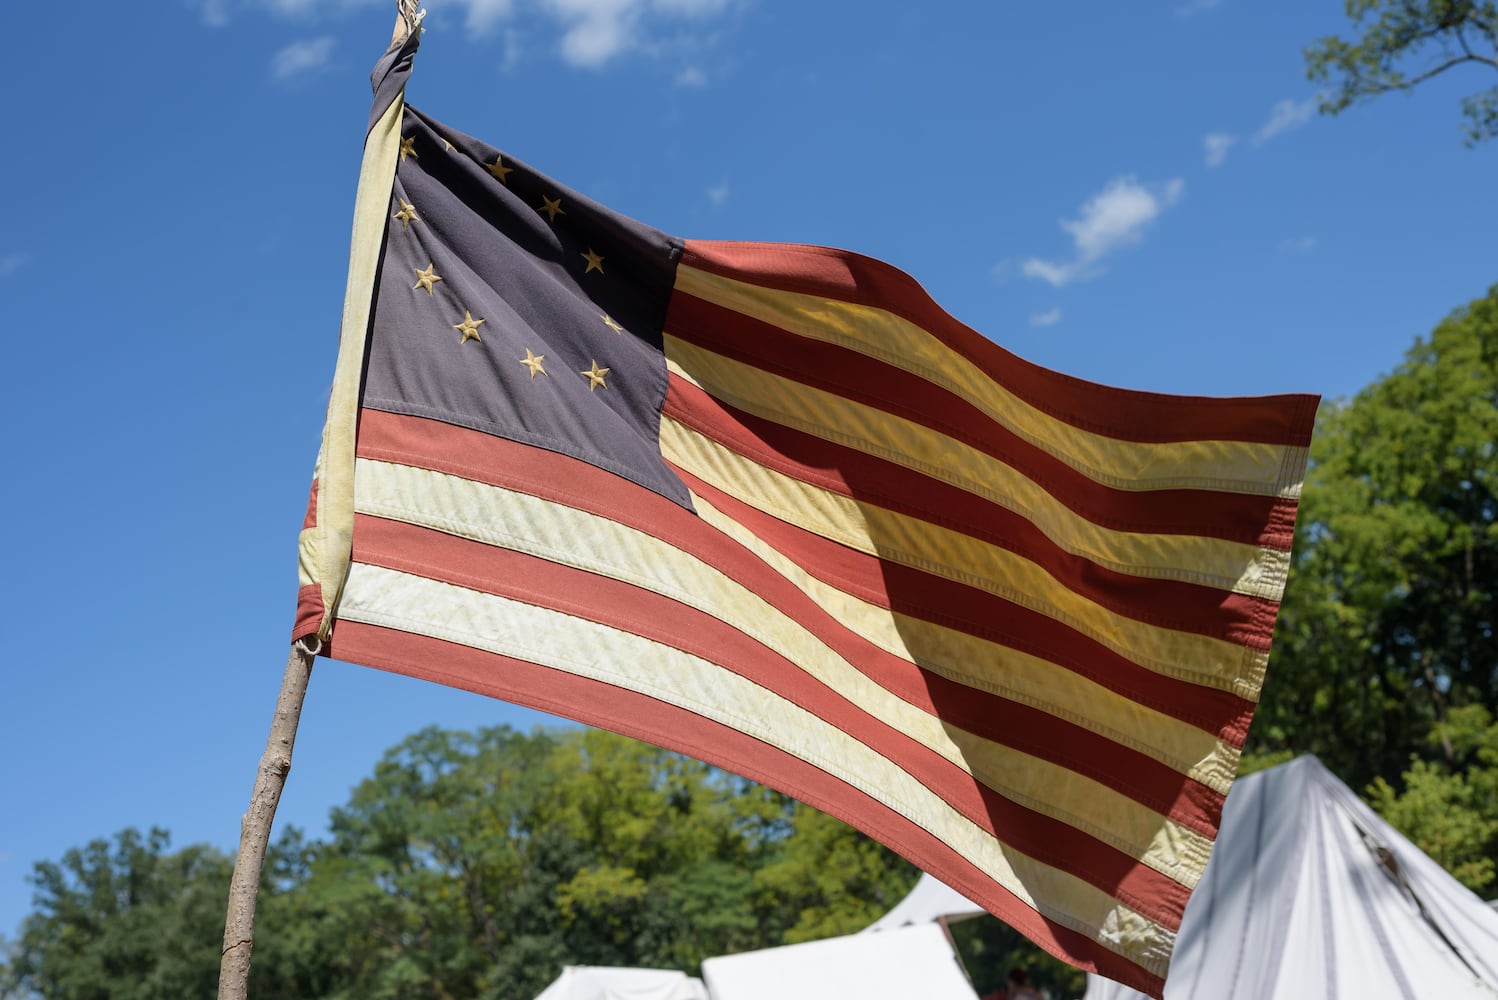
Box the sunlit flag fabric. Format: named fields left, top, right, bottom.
left=293, top=31, right=1318, bottom=998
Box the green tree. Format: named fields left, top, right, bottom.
left=750, top=804, right=916, bottom=944
left=0, top=935, right=26, bottom=1000
left=947, top=915, right=1086, bottom=1000
left=5, top=727, right=929, bottom=1000
left=292, top=725, right=573, bottom=1000
left=1369, top=704, right=1498, bottom=894
left=5, top=828, right=230, bottom=999
left=3, top=829, right=237, bottom=999
left=2, top=827, right=324, bottom=1000
left=1306, top=1, right=1498, bottom=145
left=293, top=724, right=919, bottom=999
left=1251, top=285, right=1498, bottom=792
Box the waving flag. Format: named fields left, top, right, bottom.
left=294, top=31, right=1317, bottom=997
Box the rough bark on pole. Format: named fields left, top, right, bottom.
left=216, top=641, right=315, bottom=1000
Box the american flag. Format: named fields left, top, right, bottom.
left=294, top=32, right=1317, bottom=997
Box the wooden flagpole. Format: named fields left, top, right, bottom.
left=216, top=12, right=418, bottom=998
left=217, top=641, right=316, bottom=1000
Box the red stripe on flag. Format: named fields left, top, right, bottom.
left=679, top=242, right=1319, bottom=448
left=350, top=512, right=1195, bottom=925
left=666, top=291, right=1299, bottom=550
left=291, top=479, right=326, bottom=640
left=353, top=409, right=1231, bottom=835
left=302, top=478, right=320, bottom=530
left=323, top=617, right=1171, bottom=998
left=671, top=458, right=1257, bottom=747
left=665, top=375, right=1285, bottom=650
left=292, top=584, right=323, bottom=642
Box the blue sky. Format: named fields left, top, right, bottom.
left=2, top=0, right=1494, bottom=942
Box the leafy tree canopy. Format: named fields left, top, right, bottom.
left=0, top=827, right=304, bottom=1000
left=1250, top=284, right=1498, bottom=891
left=1306, top=0, right=1498, bottom=144
left=1253, top=284, right=1498, bottom=785
left=4, top=727, right=921, bottom=1000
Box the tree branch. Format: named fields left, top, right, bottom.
left=1365, top=52, right=1494, bottom=94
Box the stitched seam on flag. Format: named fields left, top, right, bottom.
left=362, top=527, right=1211, bottom=890
left=334, top=562, right=1178, bottom=974
left=1233, top=441, right=1307, bottom=692
left=664, top=351, right=1293, bottom=603
left=680, top=499, right=1236, bottom=854
left=660, top=414, right=1271, bottom=701
left=354, top=419, right=1260, bottom=719
left=663, top=398, right=1280, bottom=647
left=355, top=449, right=1216, bottom=773
left=354, top=432, right=1244, bottom=832
left=666, top=352, right=1294, bottom=603
left=682, top=242, right=1318, bottom=447
left=352, top=460, right=1209, bottom=881
left=688, top=487, right=1244, bottom=800
left=674, top=265, right=1301, bottom=498
left=667, top=296, right=1300, bottom=547
left=674, top=260, right=1306, bottom=491
left=361, top=397, right=690, bottom=509
left=659, top=403, right=1274, bottom=698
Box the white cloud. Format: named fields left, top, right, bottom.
left=271, top=36, right=336, bottom=80
left=1019, top=258, right=1072, bottom=287
left=500, top=27, right=524, bottom=71
left=652, top=0, right=729, bottom=15
left=675, top=65, right=707, bottom=87
left=265, top=0, right=319, bottom=15
left=707, top=182, right=729, bottom=206
left=231, top=0, right=737, bottom=68
left=465, top=0, right=519, bottom=36
left=559, top=15, right=632, bottom=65
left=1254, top=96, right=1319, bottom=146
left=541, top=0, right=642, bottom=67
left=1282, top=235, right=1317, bottom=253
left=1030, top=307, right=1062, bottom=328
left=197, top=0, right=232, bottom=27
left=1203, top=131, right=1236, bottom=167
left=0, top=253, right=25, bottom=277
left=1022, top=176, right=1185, bottom=287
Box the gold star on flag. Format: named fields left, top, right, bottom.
left=393, top=200, right=419, bottom=229
left=539, top=196, right=565, bottom=222
left=581, top=248, right=605, bottom=274
left=581, top=359, right=610, bottom=391
left=443, top=139, right=454, bottom=151
left=487, top=156, right=513, bottom=183
left=400, top=136, right=418, bottom=162
left=453, top=311, right=485, bottom=343
left=519, top=348, right=548, bottom=379
left=601, top=314, right=624, bottom=334
left=412, top=263, right=444, bottom=294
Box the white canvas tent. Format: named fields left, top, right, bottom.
left=1086, top=756, right=1498, bottom=999
left=529, top=873, right=987, bottom=1000
left=533, top=965, right=708, bottom=1000
left=861, top=871, right=986, bottom=933
left=701, top=922, right=980, bottom=1000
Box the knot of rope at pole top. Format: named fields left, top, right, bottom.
left=398, top=0, right=426, bottom=37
